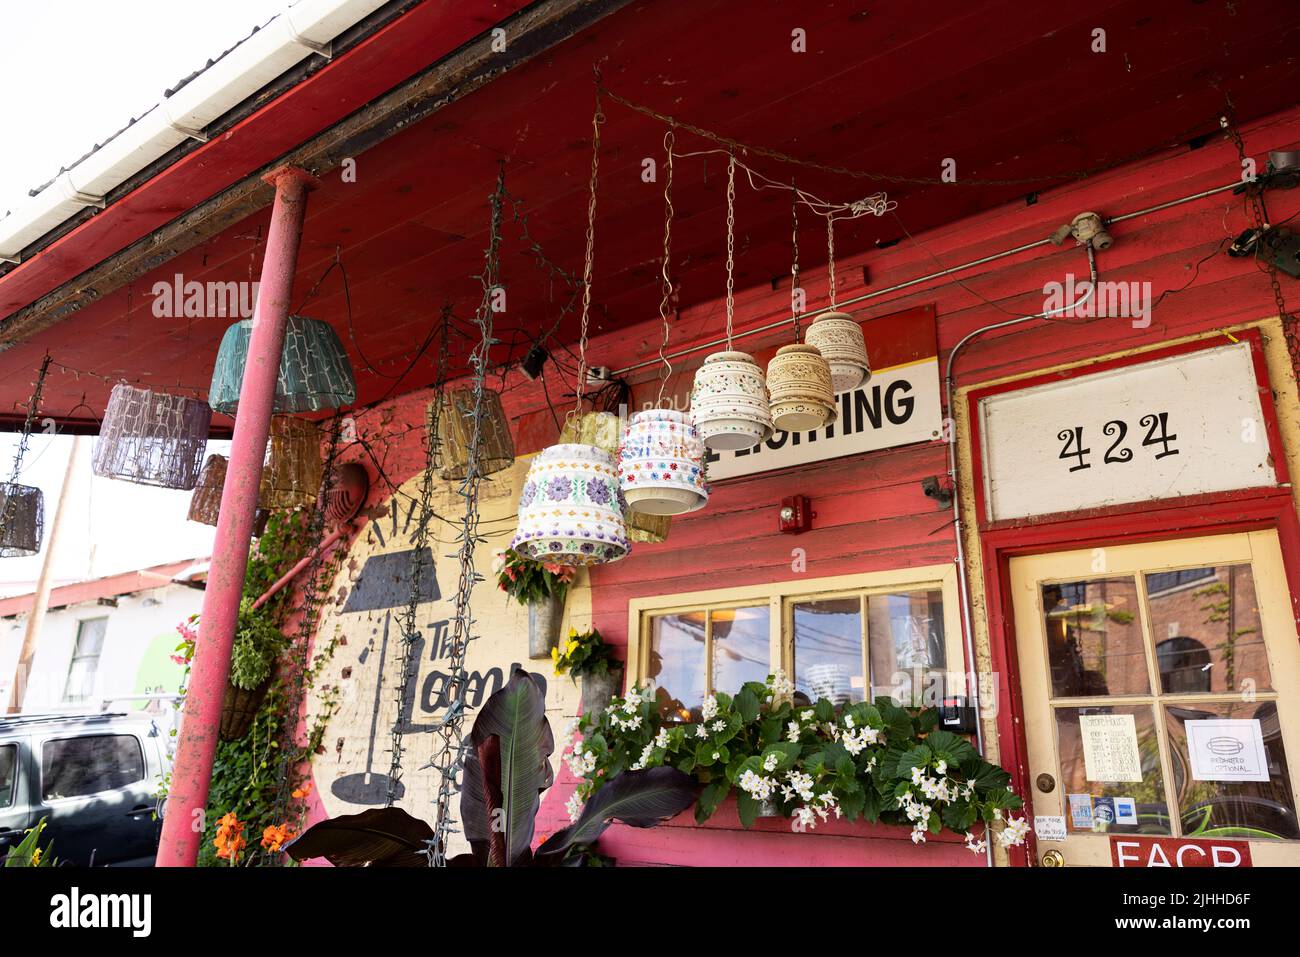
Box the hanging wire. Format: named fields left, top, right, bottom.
left=655, top=128, right=677, bottom=407
left=571, top=85, right=605, bottom=424
left=826, top=214, right=838, bottom=310
left=724, top=153, right=737, bottom=349
left=426, top=163, right=506, bottom=867
left=791, top=179, right=802, bottom=343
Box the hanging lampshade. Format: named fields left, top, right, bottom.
left=259, top=416, right=324, bottom=510
left=804, top=310, right=871, bottom=393
left=511, top=443, right=629, bottom=566
left=92, top=383, right=211, bottom=489
left=559, top=411, right=670, bottom=544
left=767, top=344, right=837, bottom=433
left=0, top=483, right=44, bottom=557
left=187, top=454, right=228, bottom=526
left=209, top=316, right=356, bottom=416
left=617, top=409, right=708, bottom=516
left=689, top=351, right=775, bottom=451
left=436, top=388, right=515, bottom=480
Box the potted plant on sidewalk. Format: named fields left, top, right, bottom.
left=493, top=548, right=576, bottom=659
left=220, top=598, right=287, bottom=741
left=552, top=626, right=622, bottom=717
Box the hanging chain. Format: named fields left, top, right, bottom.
left=1, top=354, right=52, bottom=542
left=826, top=213, right=838, bottom=309
left=791, top=181, right=801, bottom=343
left=656, top=129, right=676, bottom=407
left=426, top=165, right=504, bottom=867
left=573, top=89, right=604, bottom=422
left=724, top=153, right=737, bottom=349
left=386, top=304, right=453, bottom=807
left=1223, top=111, right=1297, bottom=367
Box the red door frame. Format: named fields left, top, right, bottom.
left=963, top=329, right=1300, bottom=866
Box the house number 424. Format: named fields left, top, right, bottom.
left=1057, top=413, right=1178, bottom=472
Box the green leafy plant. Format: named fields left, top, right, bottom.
left=565, top=671, right=1028, bottom=853
left=492, top=548, right=575, bottom=606
left=229, top=597, right=287, bottom=690
left=284, top=669, right=696, bottom=866
left=551, top=626, right=618, bottom=681
left=3, top=817, right=57, bottom=867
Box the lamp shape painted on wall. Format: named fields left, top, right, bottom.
left=258, top=415, right=324, bottom=510
left=0, top=484, right=44, bottom=557
left=92, top=383, right=212, bottom=490
left=436, top=387, right=515, bottom=481
left=559, top=410, right=670, bottom=543
left=803, top=216, right=870, bottom=393
left=209, top=315, right=356, bottom=416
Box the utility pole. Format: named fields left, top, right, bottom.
left=6, top=434, right=83, bottom=714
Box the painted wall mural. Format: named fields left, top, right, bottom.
left=306, top=456, right=587, bottom=853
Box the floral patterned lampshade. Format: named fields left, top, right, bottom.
left=0, top=483, right=44, bottom=557
left=558, top=411, right=670, bottom=544
left=259, top=416, right=324, bottom=510
left=209, top=316, right=356, bottom=416
left=436, top=388, right=515, bottom=481
left=92, top=383, right=212, bottom=490
left=187, top=454, right=228, bottom=526
left=689, top=351, right=774, bottom=451
left=616, top=409, right=708, bottom=516
left=511, top=443, right=630, bottom=566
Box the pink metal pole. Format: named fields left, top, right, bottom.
left=158, top=167, right=318, bottom=866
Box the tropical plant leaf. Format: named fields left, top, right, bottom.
left=459, top=734, right=491, bottom=865
left=283, top=806, right=433, bottom=867
left=466, top=668, right=554, bottom=866
left=533, top=767, right=696, bottom=863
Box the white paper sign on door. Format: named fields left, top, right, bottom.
left=1186, top=719, right=1270, bottom=782
left=1079, top=713, right=1143, bottom=782
left=1034, top=816, right=1067, bottom=841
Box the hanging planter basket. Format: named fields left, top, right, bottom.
left=259, top=416, right=324, bottom=510
left=580, top=666, right=623, bottom=718
left=187, top=454, right=228, bottom=526
left=766, top=344, right=837, bottom=433
left=527, top=591, right=566, bottom=659
left=804, top=310, right=871, bottom=394
left=617, top=409, right=708, bottom=516
left=0, top=483, right=44, bottom=557
left=92, top=383, right=211, bottom=490
left=220, top=675, right=274, bottom=742
left=559, top=411, right=671, bottom=544
left=436, top=388, right=515, bottom=480
left=209, top=316, right=356, bottom=416
left=512, top=443, right=630, bottom=566
left=689, top=351, right=774, bottom=451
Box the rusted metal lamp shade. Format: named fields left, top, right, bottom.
left=0, top=483, right=44, bottom=557
left=559, top=411, right=670, bottom=544
left=436, top=388, right=515, bottom=480
left=92, top=383, right=212, bottom=490
left=259, top=416, right=324, bottom=510
left=209, top=316, right=356, bottom=416
left=187, top=454, right=228, bottom=526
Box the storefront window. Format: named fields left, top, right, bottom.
left=792, top=597, right=863, bottom=706
left=648, top=606, right=768, bottom=721
left=867, top=589, right=946, bottom=703
left=1055, top=704, right=1171, bottom=835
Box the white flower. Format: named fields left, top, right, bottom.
left=631, top=742, right=655, bottom=771
left=841, top=726, right=878, bottom=756
left=737, top=769, right=777, bottom=801
left=701, top=694, right=719, bottom=721
left=910, top=826, right=927, bottom=845
left=769, top=669, right=795, bottom=702
left=622, top=687, right=642, bottom=712
left=791, top=807, right=816, bottom=833
left=998, top=815, right=1030, bottom=848
left=711, top=720, right=726, bottom=733
left=964, top=832, right=987, bottom=854
left=566, top=750, right=597, bottom=778
left=844, top=714, right=855, bottom=729
left=711, top=751, right=720, bottom=761
left=935, top=759, right=947, bottom=776
left=654, top=727, right=671, bottom=749
left=800, top=709, right=814, bottom=721
left=763, top=753, right=780, bottom=772
left=785, top=770, right=815, bottom=802
left=786, top=721, right=802, bottom=743
left=565, top=792, right=585, bottom=823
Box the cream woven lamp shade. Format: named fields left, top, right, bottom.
left=558, top=411, right=670, bottom=544
left=258, top=416, right=324, bottom=510
left=804, top=310, right=870, bottom=393
left=436, top=388, right=516, bottom=480
left=689, top=351, right=774, bottom=451
left=766, top=344, right=837, bottom=433
left=92, top=384, right=212, bottom=490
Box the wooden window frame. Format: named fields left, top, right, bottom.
left=627, top=563, right=965, bottom=702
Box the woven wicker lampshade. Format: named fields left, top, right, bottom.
left=92, top=384, right=212, bottom=490
left=0, top=483, right=44, bottom=557
left=558, top=411, right=670, bottom=544
left=187, top=454, right=228, bottom=526
left=766, top=344, right=837, bottom=433
left=804, top=310, right=871, bottom=393
left=209, top=316, right=356, bottom=416
left=259, top=416, right=324, bottom=509
left=436, top=388, right=515, bottom=480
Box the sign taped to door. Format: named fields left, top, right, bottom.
left=1186, top=718, right=1270, bottom=782
left=1079, top=713, right=1143, bottom=782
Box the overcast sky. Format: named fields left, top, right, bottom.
left=0, top=1, right=284, bottom=592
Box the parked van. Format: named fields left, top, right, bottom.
left=0, top=713, right=169, bottom=866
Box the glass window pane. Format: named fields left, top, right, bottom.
left=63, top=659, right=96, bottom=704
left=41, top=735, right=144, bottom=801
left=1145, top=565, right=1272, bottom=695
left=75, top=618, right=107, bottom=657
left=1164, top=700, right=1298, bottom=840
left=1042, top=577, right=1148, bottom=698
left=0, top=744, right=15, bottom=809
left=867, top=589, right=945, bottom=704
left=648, top=612, right=706, bottom=722
left=711, top=606, right=769, bottom=698
left=1055, top=704, right=1171, bottom=835
left=793, top=597, right=863, bottom=707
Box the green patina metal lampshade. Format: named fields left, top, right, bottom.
left=209, top=316, right=356, bottom=416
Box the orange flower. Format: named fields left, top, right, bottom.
left=292, top=780, right=314, bottom=799
left=261, top=823, right=295, bottom=852
left=213, top=812, right=246, bottom=864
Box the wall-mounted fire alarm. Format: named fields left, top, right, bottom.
left=779, top=495, right=813, bottom=534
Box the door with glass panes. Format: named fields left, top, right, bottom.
left=1011, top=530, right=1300, bottom=865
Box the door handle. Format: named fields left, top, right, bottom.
left=124, top=805, right=154, bottom=818
left=1041, top=849, right=1065, bottom=867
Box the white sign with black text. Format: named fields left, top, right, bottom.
left=977, top=342, right=1276, bottom=522
left=706, top=358, right=943, bottom=481
left=1186, top=718, right=1270, bottom=782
